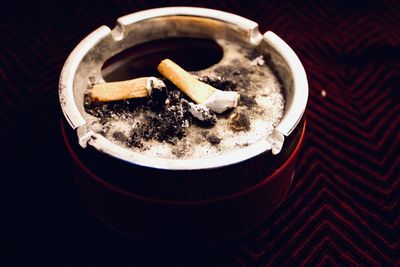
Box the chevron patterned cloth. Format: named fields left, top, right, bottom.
left=1, top=1, right=399, bottom=266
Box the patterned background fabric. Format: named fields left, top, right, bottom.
left=1, top=0, right=399, bottom=266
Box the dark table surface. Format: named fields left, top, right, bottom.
left=1, top=1, right=399, bottom=266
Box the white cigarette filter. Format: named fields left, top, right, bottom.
left=90, top=77, right=165, bottom=102
left=157, top=59, right=240, bottom=113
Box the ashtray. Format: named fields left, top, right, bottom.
left=59, top=7, right=308, bottom=245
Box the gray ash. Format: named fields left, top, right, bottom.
left=239, top=94, right=257, bottom=109
left=84, top=82, right=219, bottom=148
left=215, top=64, right=250, bottom=76
left=129, top=110, right=189, bottom=147
left=245, top=48, right=260, bottom=61
left=112, top=131, right=128, bottom=143
left=201, top=131, right=221, bottom=146
left=228, top=112, right=251, bottom=132
left=207, top=134, right=221, bottom=145
left=129, top=131, right=144, bottom=148
left=128, top=90, right=191, bottom=147
left=192, top=117, right=216, bottom=128
left=212, top=64, right=251, bottom=90
left=84, top=67, right=259, bottom=153
left=82, top=39, right=285, bottom=160
left=146, top=85, right=168, bottom=112
left=84, top=95, right=141, bottom=118
left=199, top=76, right=237, bottom=91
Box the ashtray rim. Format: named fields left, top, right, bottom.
left=59, top=7, right=308, bottom=170
left=61, top=119, right=306, bottom=205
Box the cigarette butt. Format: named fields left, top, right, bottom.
left=158, top=59, right=240, bottom=113
left=157, top=59, right=216, bottom=104
left=90, top=77, right=165, bottom=102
